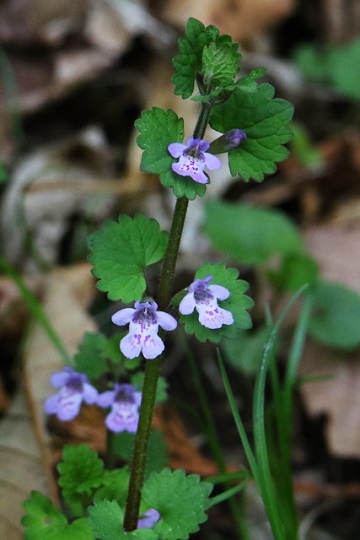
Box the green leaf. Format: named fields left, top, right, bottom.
left=112, top=430, right=168, bottom=477
left=88, top=500, right=123, bottom=540
left=58, top=444, right=105, bottom=516
left=88, top=214, right=168, bottom=302
left=236, top=68, right=267, bottom=92
left=294, top=39, right=360, bottom=100
left=290, top=123, right=324, bottom=169
left=201, top=38, right=241, bottom=88
left=210, top=84, right=294, bottom=181
left=172, top=18, right=241, bottom=100
left=135, top=107, right=206, bottom=200
left=22, top=492, right=93, bottom=540
left=309, top=281, right=360, bottom=349
left=172, top=18, right=209, bottom=98
left=142, top=468, right=213, bottom=540
left=73, top=332, right=110, bottom=379
left=93, top=468, right=130, bottom=508
left=179, top=263, right=253, bottom=343
left=136, top=107, right=184, bottom=175
left=88, top=501, right=157, bottom=540
left=203, top=201, right=303, bottom=265
left=267, top=253, right=319, bottom=292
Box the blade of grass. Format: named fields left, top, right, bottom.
left=217, top=351, right=259, bottom=485
left=0, top=255, right=71, bottom=364
left=253, top=286, right=308, bottom=540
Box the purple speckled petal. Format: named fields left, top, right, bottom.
left=120, top=332, right=143, bottom=359
left=197, top=301, right=234, bottom=329
left=172, top=158, right=208, bottom=184
left=156, top=310, right=177, bottom=331
left=105, top=401, right=139, bottom=433
left=56, top=391, right=83, bottom=421
left=179, top=293, right=196, bottom=315
left=141, top=333, right=164, bottom=360
left=112, top=308, right=136, bottom=326
left=168, top=142, right=186, bottom=158
left=208, top=284, right=230, bottom=301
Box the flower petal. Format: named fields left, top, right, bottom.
left=142, top=333, right=164, bottom=360
left=112, top=308, right=136, bottom=326
left=203, top=152, right=222, bottom=171
left=49, top=369, right=72, bottom=388
left=156, top=311, right=177, bottom=331
left=57, top=392, right=83, bottom=421
left=172, top=156, right=208, bottom=184
left=97, top=390, right=116, bottom=408
left=179, top=293, right=196, bottom=315
left=168, top=142, right=186, bottom=158
left=197, top=303, right=234, bottom=329
left=44, top=394, right=59, bottom=415
left=120, top=332, right=142, bottom=359
left=82, top=383, right=98, bottom=404
left=208, top=284, right=230, bottom=301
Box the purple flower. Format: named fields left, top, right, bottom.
left=97, top=383, right=141, bottom=433
left=138, top=508, right=160, bottom=529
left=179, top=275, right=234, bottom=329
left=44, top=367, right=98, bottom=421
left=168, top=137, right=222, bottom=184
left=209, top=129, right=247, bottom=153
left=112, top=300, right=177, bottom=360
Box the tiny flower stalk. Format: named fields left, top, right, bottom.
left=123, top=103, right=213, bottom=532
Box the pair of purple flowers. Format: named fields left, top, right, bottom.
left=45, top=370, right=141, bottom=433
left=113, top=275, right=234, bottom=361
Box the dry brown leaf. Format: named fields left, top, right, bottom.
left=161, top=0, right=296, bottom=43
left=0, top=390, right=51, bottom=539
left=298, top=221, right=360, bottom=458
left=299, top=341, right=360, bottom=459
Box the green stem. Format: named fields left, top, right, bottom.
left=123, top=103, right=212, bottom=531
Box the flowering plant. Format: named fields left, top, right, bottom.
left=22, top=17, right=295, bottom=540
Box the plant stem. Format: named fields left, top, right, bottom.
left=123, top=103, right=211, bottom=531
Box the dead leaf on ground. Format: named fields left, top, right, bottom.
left=299, top=220, right=360, bottom=458
left=160, top=0, right=296, bottom=43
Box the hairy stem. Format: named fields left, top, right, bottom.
left=123, top=103, right=211, bottom=531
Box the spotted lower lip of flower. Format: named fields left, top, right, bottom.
left=168, top=136, right=222, bottom=184
left=44, top=367, right=98, bottom=421
left=97, top=383, right=142, bottom=433
left=112, top=300, right=177, bottom=360
left=179, top=275, right=234, bottom=329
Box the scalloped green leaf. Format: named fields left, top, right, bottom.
left=172, top=18, right=241, bottom=100
left=136, top=108, right=184, bottom=175
left=179, top=263, right=253, bottom=343
left=88, top=214, right=168, bottom=302
left=201, top=37, right=241, bottom=88
left=58, top=444, right=105, bottom=516
left=210, top=83, right=294, bottom=181
left=135, top=107, right=206, bottom=200
left=172, top=18, right=209, bottom=98
left=88, top=501, right=157, bottom=540
left=22, top=492, right=93, bottom=540
left=142, top=468, right=213, bottom=540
